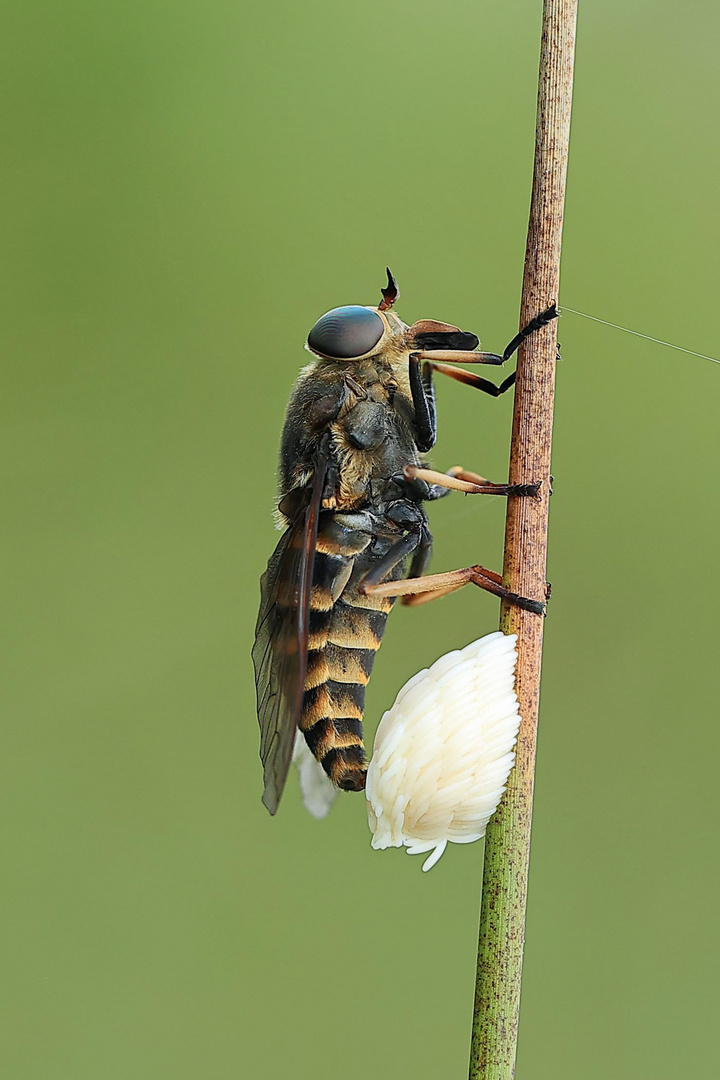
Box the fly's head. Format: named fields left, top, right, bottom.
left=305, top=269, right=480, bottom=370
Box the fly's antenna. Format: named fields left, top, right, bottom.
left=378, top=267, right=400, bottom=311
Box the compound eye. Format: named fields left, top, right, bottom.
left=307, top=306, right=384, bottom=359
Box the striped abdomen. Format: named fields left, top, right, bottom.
left=300, top=512, right=401, bottom=792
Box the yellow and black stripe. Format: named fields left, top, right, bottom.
left=299, top=515, right=400, bottom=792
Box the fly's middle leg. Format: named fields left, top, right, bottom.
left=404, top=464, right=541, bottom=499
left=357, top=526, right=426, bottom=594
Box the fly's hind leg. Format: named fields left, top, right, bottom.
left=362, top=565, right=546, bottom=615
left=355, top=509, right=546, bottom=614
left=400, top=579, right=467, bottom=608
left=402, top=565, right=503, bottom=608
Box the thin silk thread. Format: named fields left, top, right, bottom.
left=560, top=306, right=720, bottom=366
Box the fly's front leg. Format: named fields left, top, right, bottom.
left=420, top=303, right=560, bottom=397
left=408, top=355, right=437, bottom=452
left=426, top=362, right=517, bottom=398
left=412, top=349, right=506, bottom=366
left=413, top=304, right=559, bottom=373
left=501, top=302, right=559, bottom=362
left=408, top=305, right=558, bottom=446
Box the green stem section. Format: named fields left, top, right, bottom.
left=468, top=639, right=540, bottom=1079
left=468, top=2, right=577, bottom=1077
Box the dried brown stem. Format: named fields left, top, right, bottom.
left=468, top=2, right=578, bottom=1078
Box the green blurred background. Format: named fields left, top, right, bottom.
left=2, top=1, right=719, bottom=1077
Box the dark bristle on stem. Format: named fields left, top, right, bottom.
left=468, top=3, right=577, bottom=1079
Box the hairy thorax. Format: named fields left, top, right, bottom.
left=277, top=342, right=420, bottom=525
left=326, top=356, right=417, bottom=511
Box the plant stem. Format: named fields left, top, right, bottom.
left=468, top=2, right=577, bottom=1077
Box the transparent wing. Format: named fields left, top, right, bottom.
left=252, top=445, right=329, bottom=814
